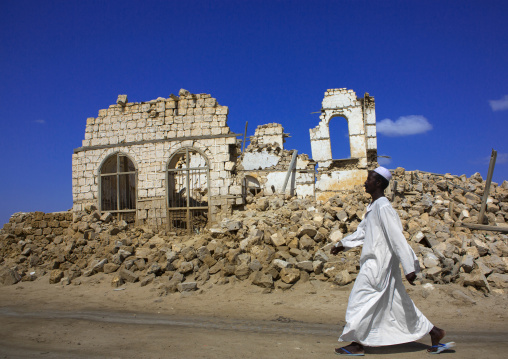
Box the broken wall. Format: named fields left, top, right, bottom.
left=239, top=124, right=315, bottom=197
left=72, top=87, right=380, bottom=231
left=310, top=89, right=378, bottom=201
left=72, top=90, right=242, bottom=231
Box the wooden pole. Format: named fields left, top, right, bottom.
left=478, top=149, right=497, bottom=224
left=282, top=150, right=298, bottom=193
left=242, top=122, right=248, bottom=154
left=461, top=222, right=508, bottom=233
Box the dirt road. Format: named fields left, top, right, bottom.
left=0, top=275, right=507, bottom=358
left=1, top=308, right=507, bottom=358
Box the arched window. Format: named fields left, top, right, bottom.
left=167, top=147, right=209, bottom=233
left=100, top=153, right=137, bottom=214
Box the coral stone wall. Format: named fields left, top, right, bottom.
left=240, top=124, right=315, bottom=197
left=310, top=89, right=378, bottom=201
left=310, top=88, right=376, bottom=168
left=72, top=90, right=242, bottom=230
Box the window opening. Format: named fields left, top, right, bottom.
left=328, top=116, right=351, bottom=160
left=243, top=175, right=262, bottom=196
left=99, top=153, right=137, bottom=220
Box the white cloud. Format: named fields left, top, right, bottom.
left=377, top=156, right=392, bottom=166
left=498, top=153, right=508, bottom=164
left=473, top=152, right=508, bottom=165
left=34, top=119, right=46, bottom=124
left=377, top=115, right=432, bottom=137
left=489, top=95, right=508, bottom=111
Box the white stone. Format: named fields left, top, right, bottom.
left=329, top=229, right=343, bottom=243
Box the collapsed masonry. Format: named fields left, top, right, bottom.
left=239, top=123, right=315, bottom=198
left=1, top=169, right=507, bottom=296
left=72, top=88, right=378, bottom=232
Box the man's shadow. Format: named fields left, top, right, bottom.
left=365, top=341, right=456, bottom=355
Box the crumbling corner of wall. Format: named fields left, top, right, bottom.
left=117, top=95, right=128, bottom=106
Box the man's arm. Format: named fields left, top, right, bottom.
left=330, top=219, right=367, bottom=255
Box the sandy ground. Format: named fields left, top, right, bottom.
left=0, top=274, right=507, bottom=358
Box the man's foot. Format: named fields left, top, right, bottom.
left=335, top=342, right=365, bottom=356
left=428, top=326, right=446, bottom=352
left=428, top=342, right=456, bottom=354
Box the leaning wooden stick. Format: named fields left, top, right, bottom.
left=478, top=149, right=497, bottom=224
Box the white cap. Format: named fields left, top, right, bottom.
left=374, top=166, right=392, bottom=181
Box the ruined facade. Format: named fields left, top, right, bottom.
left=72, top=88, right=378, bottom=231
left=311, top=89, right=377, bottom=201
left=238, top=123, right=315, bottom=197
left=72, top=90, right=243, bottom=232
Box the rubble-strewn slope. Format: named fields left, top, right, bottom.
left=1, top=168, right=507, bottom=295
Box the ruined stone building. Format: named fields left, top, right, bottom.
left=72, top=88, right=378, bottom=232
left=239, top=123, right=316, bottom=198
left=311, top=89, right=377, bottom=201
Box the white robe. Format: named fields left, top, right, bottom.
left=339, top=197, right=433, bottom=346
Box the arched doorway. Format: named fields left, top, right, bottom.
left=166, top=147, right=209, bottom=234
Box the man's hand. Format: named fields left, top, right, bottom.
left=330, top=244, right=344, bottom=255
left=406, top=272, right=417, bottom=285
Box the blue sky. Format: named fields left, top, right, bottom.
left=1, top=0, right=507, bottom=225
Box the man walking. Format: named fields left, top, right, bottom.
left=330, top=167, right=454, bottom=355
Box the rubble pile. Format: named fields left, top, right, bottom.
left=1, top=168, right=507, bottom=295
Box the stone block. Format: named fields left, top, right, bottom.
left=49, top=269, right=64, bottom=284
left=313, top=249, right=329, bottom=263
left=177, top=261, right=194, bottom=274
left=333, top=270, right=353, bottom=285
left=423, top=252, right=440, bottom=268
left=296, top=260, right=314, bottom=272
left=204, top=98, right=217, bottom=107
left=251, top=271, right=273, bottom=288
left=0, top=268, right=22, bottom=285
left=235, top=263, right=251, bottom=279
left=459, top=235, right=477, bottom=253
left=489, top=241, right=508, bottom=257
left=460, top=255, right=475, bottom=273
left=280, top=267, right=300, bottom=284
left=299, top=235, right=315, bottom=250
left=426, top=266, right=443, bottom=280
left=329, top=229, right=343, bottom=243
left=103, top=263, right=120, bottom=274
left=177, top=282, right=198, bottom=292
left=296, top=224, right=317, bottom=238
left=487, top=273, right=508, bottom=288
left=119, top=268, right=139, bottom=283
left=273, top=259, right=290, bottom=269
left=461, top=268, right=489, bottom=289
left=271, top=233, right=286, bottom=247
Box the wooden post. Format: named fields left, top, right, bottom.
left=391, top=180, right=398, bottom=202
left=282, top=150, right=298, bottom=194
left=461, top=222, right=508, bottom=233
left=242, top=121, right=248, bottom=154
left=478, top=149, right=497, bottom=224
